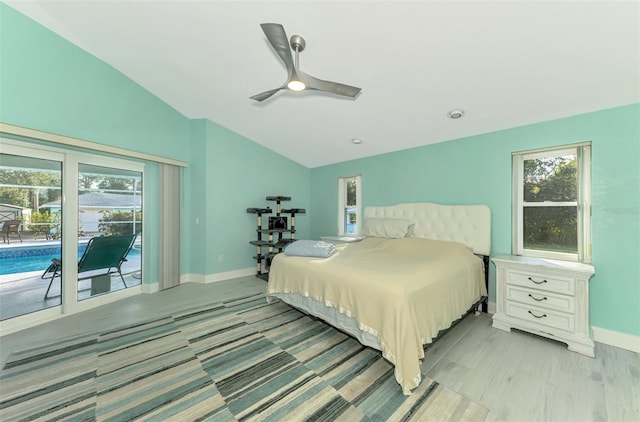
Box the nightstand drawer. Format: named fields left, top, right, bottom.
left=507, top=270, right=574, bottom=295
left=506, top=285, right=575, bottom=313
left=506, top=301, right=575, bottom=333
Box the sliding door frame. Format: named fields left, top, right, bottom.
left=0, top=137, right=146, bottom=330
left=66, top=152, right=146, bottom=314
left=0, top=142, right=65, bottom=326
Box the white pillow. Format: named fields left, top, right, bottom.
left=362, top=218, right=415, bottom=238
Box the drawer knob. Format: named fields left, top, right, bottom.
left=528, top=276, right=548, bottom=285
left=528, top=310, right=547, bottom=319
left=528, top=293, right=548, bottom=302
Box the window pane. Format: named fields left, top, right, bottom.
left=338, top=175, right=360, bottom=236
left=346, top=180, right=357, bottom=206
left=345, top=206, right=357, bottom=234
left=77, top=163, right=142, bottom=301
left=0, top=153, right=63, bottom=320
left=523, top=155, right=577, bottom=202
left=523, top=206, right=577, bottom=253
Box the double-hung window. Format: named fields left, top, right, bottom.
left=512, top=143, right=591, bottom=262
left=338, top=175, right=361, bottom=236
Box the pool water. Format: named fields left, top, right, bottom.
left=0, top=246, right=140, bottom=275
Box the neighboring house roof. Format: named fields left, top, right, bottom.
left=40, top=192, right=141, bottom=209
left=0, top=204, right=29, bottom=210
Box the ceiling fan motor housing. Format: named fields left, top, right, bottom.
left=289, top=35, right=306, bottom=52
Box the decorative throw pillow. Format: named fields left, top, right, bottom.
left=362, top=218, right=415, bottom=238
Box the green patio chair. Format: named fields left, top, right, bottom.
left=41, top=234, right=137, bottom=299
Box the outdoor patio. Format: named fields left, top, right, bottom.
left=0, top=233, right=141, bottom=321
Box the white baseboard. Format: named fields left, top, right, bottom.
left=180, top=273, right=206, bottom=284
left=142, top=282, right=159, bottom=294
left=592, top=326, right=640, bottom=354
left=182, top=268, right=256, bottom=284
left=487, top=301, right=496, bottom=314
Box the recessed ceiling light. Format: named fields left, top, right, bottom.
left=447, top=109, right=465, bottom=119
left=351, top=138, right=362, bottom=144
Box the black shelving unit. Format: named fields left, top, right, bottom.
left=247, top=196, right=306, bottom=280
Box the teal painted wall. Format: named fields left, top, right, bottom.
left=310, top=104, right=640, bottom=337
left=201, top=120, right=310, bottom=275
left=0, top=4, right=310, bottom=284
left=182, top=119, right=311, bottom=276
left=0, top=4, right=193, bottom=284
left=0, top=4, right=191, bottom=161
left=182, top=120, right=208, bottom=276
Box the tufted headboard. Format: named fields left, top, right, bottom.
left=363, top=203, right=491, bottom=256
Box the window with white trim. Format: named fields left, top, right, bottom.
left=338, top=175, right=361, bottom=236
left=513, top=143, right=591, bottom=262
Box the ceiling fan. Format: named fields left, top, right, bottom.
left=250, top=23, right=362, bottom=102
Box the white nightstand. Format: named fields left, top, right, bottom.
left=492, top=255, right=595, bottom=357
left=320, top=236, right=364, bottom=245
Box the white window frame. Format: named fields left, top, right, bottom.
left=512, top=142, right=591, bottom=262
left=337, top=175, right=361, bottom=237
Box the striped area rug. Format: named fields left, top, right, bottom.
left=0, top=293, right=488, bottom=421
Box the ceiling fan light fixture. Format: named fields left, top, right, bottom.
left=287, top=79, right=306, bottom=91
left=250, top=23, right=361, bottom=102
left=288, top=60, right=306, bottom=91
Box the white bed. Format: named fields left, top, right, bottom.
left=267, top=202, right=491, bottom=395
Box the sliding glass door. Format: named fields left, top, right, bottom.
left=0, top=149, right=64, bottom=320
left=76, top=163, right=142, bottom=301
left=0, top=140, right=145, bottom=323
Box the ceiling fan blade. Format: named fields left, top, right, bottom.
left=301, top=72, right=361, bottom=98
left=260, top=23, right=294, bottom=76
left=250, top=87, right=284, bottom=102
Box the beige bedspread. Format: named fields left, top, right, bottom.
left=267, top=237, right=486, bottom=395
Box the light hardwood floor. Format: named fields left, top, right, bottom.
left=1, top=276, right=638, bottom=422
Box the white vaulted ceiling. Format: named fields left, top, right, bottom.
left=5, top=1, right=639, bottom=168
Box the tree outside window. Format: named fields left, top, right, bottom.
left=523, top=154, right=577, bottom=253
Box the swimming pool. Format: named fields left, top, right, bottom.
left=0, top=244, right=141, bottom=275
